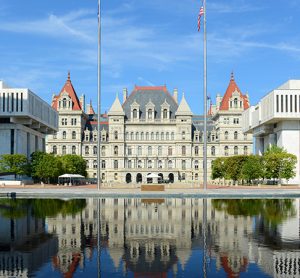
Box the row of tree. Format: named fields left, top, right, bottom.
left=0, top=152, right=87, bottom=183
left=211, top=146, right=297, bottom=185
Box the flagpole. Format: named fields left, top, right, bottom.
left=97, top=0, right=101, bottom=191
left=203, top=0, right=208, bottom=190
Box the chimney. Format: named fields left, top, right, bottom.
left=123, top=88, right=128, bottom=104
left=80, top=94, right=85, bottom=112
left=173, top=88, right=178, bottom=104
left=216, top=93, right=222, bottom=109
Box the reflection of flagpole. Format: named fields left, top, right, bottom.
left=202, top=198, right=207, bottom=278
left=97, top=0, right=101, bottom=190
left=203, top=0, right=208, bottom=190
left=97, top=198, right=101, bottom=278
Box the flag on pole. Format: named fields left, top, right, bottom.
left=198, top=6, right=204, bottom=31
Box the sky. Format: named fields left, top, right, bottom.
left=0, top=0, right=300, bottom=114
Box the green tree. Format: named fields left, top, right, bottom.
left=224, top=155, right=248, bottom=184
left=263, top=145, right=297, bottom=183
left=60, top=154, right=87, bottom=177
left=211, top=157, right=227, bottom=180
left=30, top=151, right=47, bottom=181
left=0, top=154, right=29, bottom=178
left=33, top=153, right=63, bottom=183
left=241, top=155, right=263, bottom=184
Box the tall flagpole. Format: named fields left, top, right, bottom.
left=97, top=0, right=101, bottom=191
left=203, top=0, right=208, bottom=190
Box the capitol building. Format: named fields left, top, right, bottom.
left=46, top=72, right=252, bottom=184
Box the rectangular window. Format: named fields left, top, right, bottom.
left=276, top=95, right=279, bottom=113
left=11, top=93, right=14, bottom=112
left=7, top=94, right=9, bottom=112
left=295, top=95, right=297, bottom=113
left=16, top=93, right=19, bottom=112
left=2, top=93, right=5, bottom=112
left=21, top=93, right=23, bottom=112
left=286, top=95, right=288, bottom=112
left=281, top=95, right=283, bottom=112
left=10, top=129, right=15, bottom=154
left=290, top=95, right=293, bottom=112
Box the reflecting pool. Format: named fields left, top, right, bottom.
left=0, top=198, right=299, bottom=277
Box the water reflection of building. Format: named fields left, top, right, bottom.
left=0, top=210, right=58, bottom=278
left=43, top=198, right=300, bottom=277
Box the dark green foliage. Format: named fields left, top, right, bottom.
left=0, top=154, right=29, bottom=178
left=60, top=154, right=87, bottom=177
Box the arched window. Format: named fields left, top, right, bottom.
left=211, top=146, right=216, bottom=156
left=138, top=146, right=142, bottom=155
left=93, top=160, right=97, bottom=169
left=72, top=131, right=76, bottom=140
left=158, top=146, right=162, bottom=156
left=163, top=109, right=168, bottom=119
left=146, top=132, right=149, bottom=140
left=195, top=173, right=199, bottom=180
left=182, top=146, right=186, bottom=156
left=225, top=131, right=229, bottom=140
left=151, top=132, right=154, bottom=140
left=53, top=146, right=57, bottom=154
left=93, top=133, right=97, bottom=142
left=158, top=160, right=162, bottom=168
left=85, top=146, right=89, bottom=155
left=244, top=146, right=248, bottom=155
left=136, top=132, right=139, bottom=140
left=138, top=160, right=142, bottom=168
left=72, top=146, right=76, bottom=154
left=168, top=160, right=173, bottom=169
left=62, top=98, right=67, bottom=108
left=168, top=146, right=172, bottom=156
left=224, top=146, right=229, bottom=156
left=63, top=131, right=66, bottom=139
left=156, top=132, right=159, bottom=140
left=114, top=131, right=118, bottom=140
left=194, top=160, right=199, bottom=170
left=101, top=173, right=105, bottom=181
left=62, top=145, right=66, bottom=155
left=166, top=132, right=169, bottom=140
left=234, top=98, right=238, bottom=108
left=148, top=146, right=152, bottom=155
left=114, top=160, right=118, bottom=169
left=148, top=160, right=152, bottom=168
left=148, top=109, right=153, bottom=119
left=133, top=109, right=137, bottom=119
left=93, top=146, right=97, bottom=155
left=101, top=146, right=106, bottom=156
left=182, top=160, right=186, bottom=170
left=131, top=132, right=134, bottom=140
left=114, top=146, right=118, bottom=155
left=195, top=146, right=199, bottom=155
left=141, top=132, right=144, bottom=140
left=234, top=146, right=238, bottom=155
left=171, top=132, right=175, bottom=140
left=161, top=132, right=164, bottom=140
left=128, top=160, right=132, bottom=169
left=234, top=131, right=238, bottom=140
left=101, top=160, right=106, bottom=169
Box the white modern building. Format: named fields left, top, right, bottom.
left=242, top=79, right=300, bottom=184
left=0, top=80, right=58, bottom=158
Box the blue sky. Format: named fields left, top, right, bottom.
left=0, top=0, right=300, bottom=114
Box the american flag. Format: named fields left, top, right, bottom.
left=198, top=6, right=204, bottom=31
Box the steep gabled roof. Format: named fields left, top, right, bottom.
left=219, top=73, right=249, bottom=111
left=176, top=93, right=193, bottom=116
left=51, top=72, right=82, bottom=111
left=108, top=94, right=125, bottom=116
left=122, top=85, right=178, bottom=120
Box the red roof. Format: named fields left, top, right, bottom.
left=88, top=100, right=96, bottom=114
left=219, top=73, right=249, bottom=111
left=51, top=72, right=82, bottom=111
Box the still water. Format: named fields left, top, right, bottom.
left=0, top=198, right=299, bottom=277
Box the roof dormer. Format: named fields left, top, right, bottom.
left=161, top=99, right=170, bottom=120
left=145, top=99, right=155, bottom=121
left=130, top=100, right=140, bottom=121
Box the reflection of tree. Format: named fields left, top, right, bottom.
left=0, top=198, right=86, bottom=219
left=212, top=199, right=296, bottom=225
